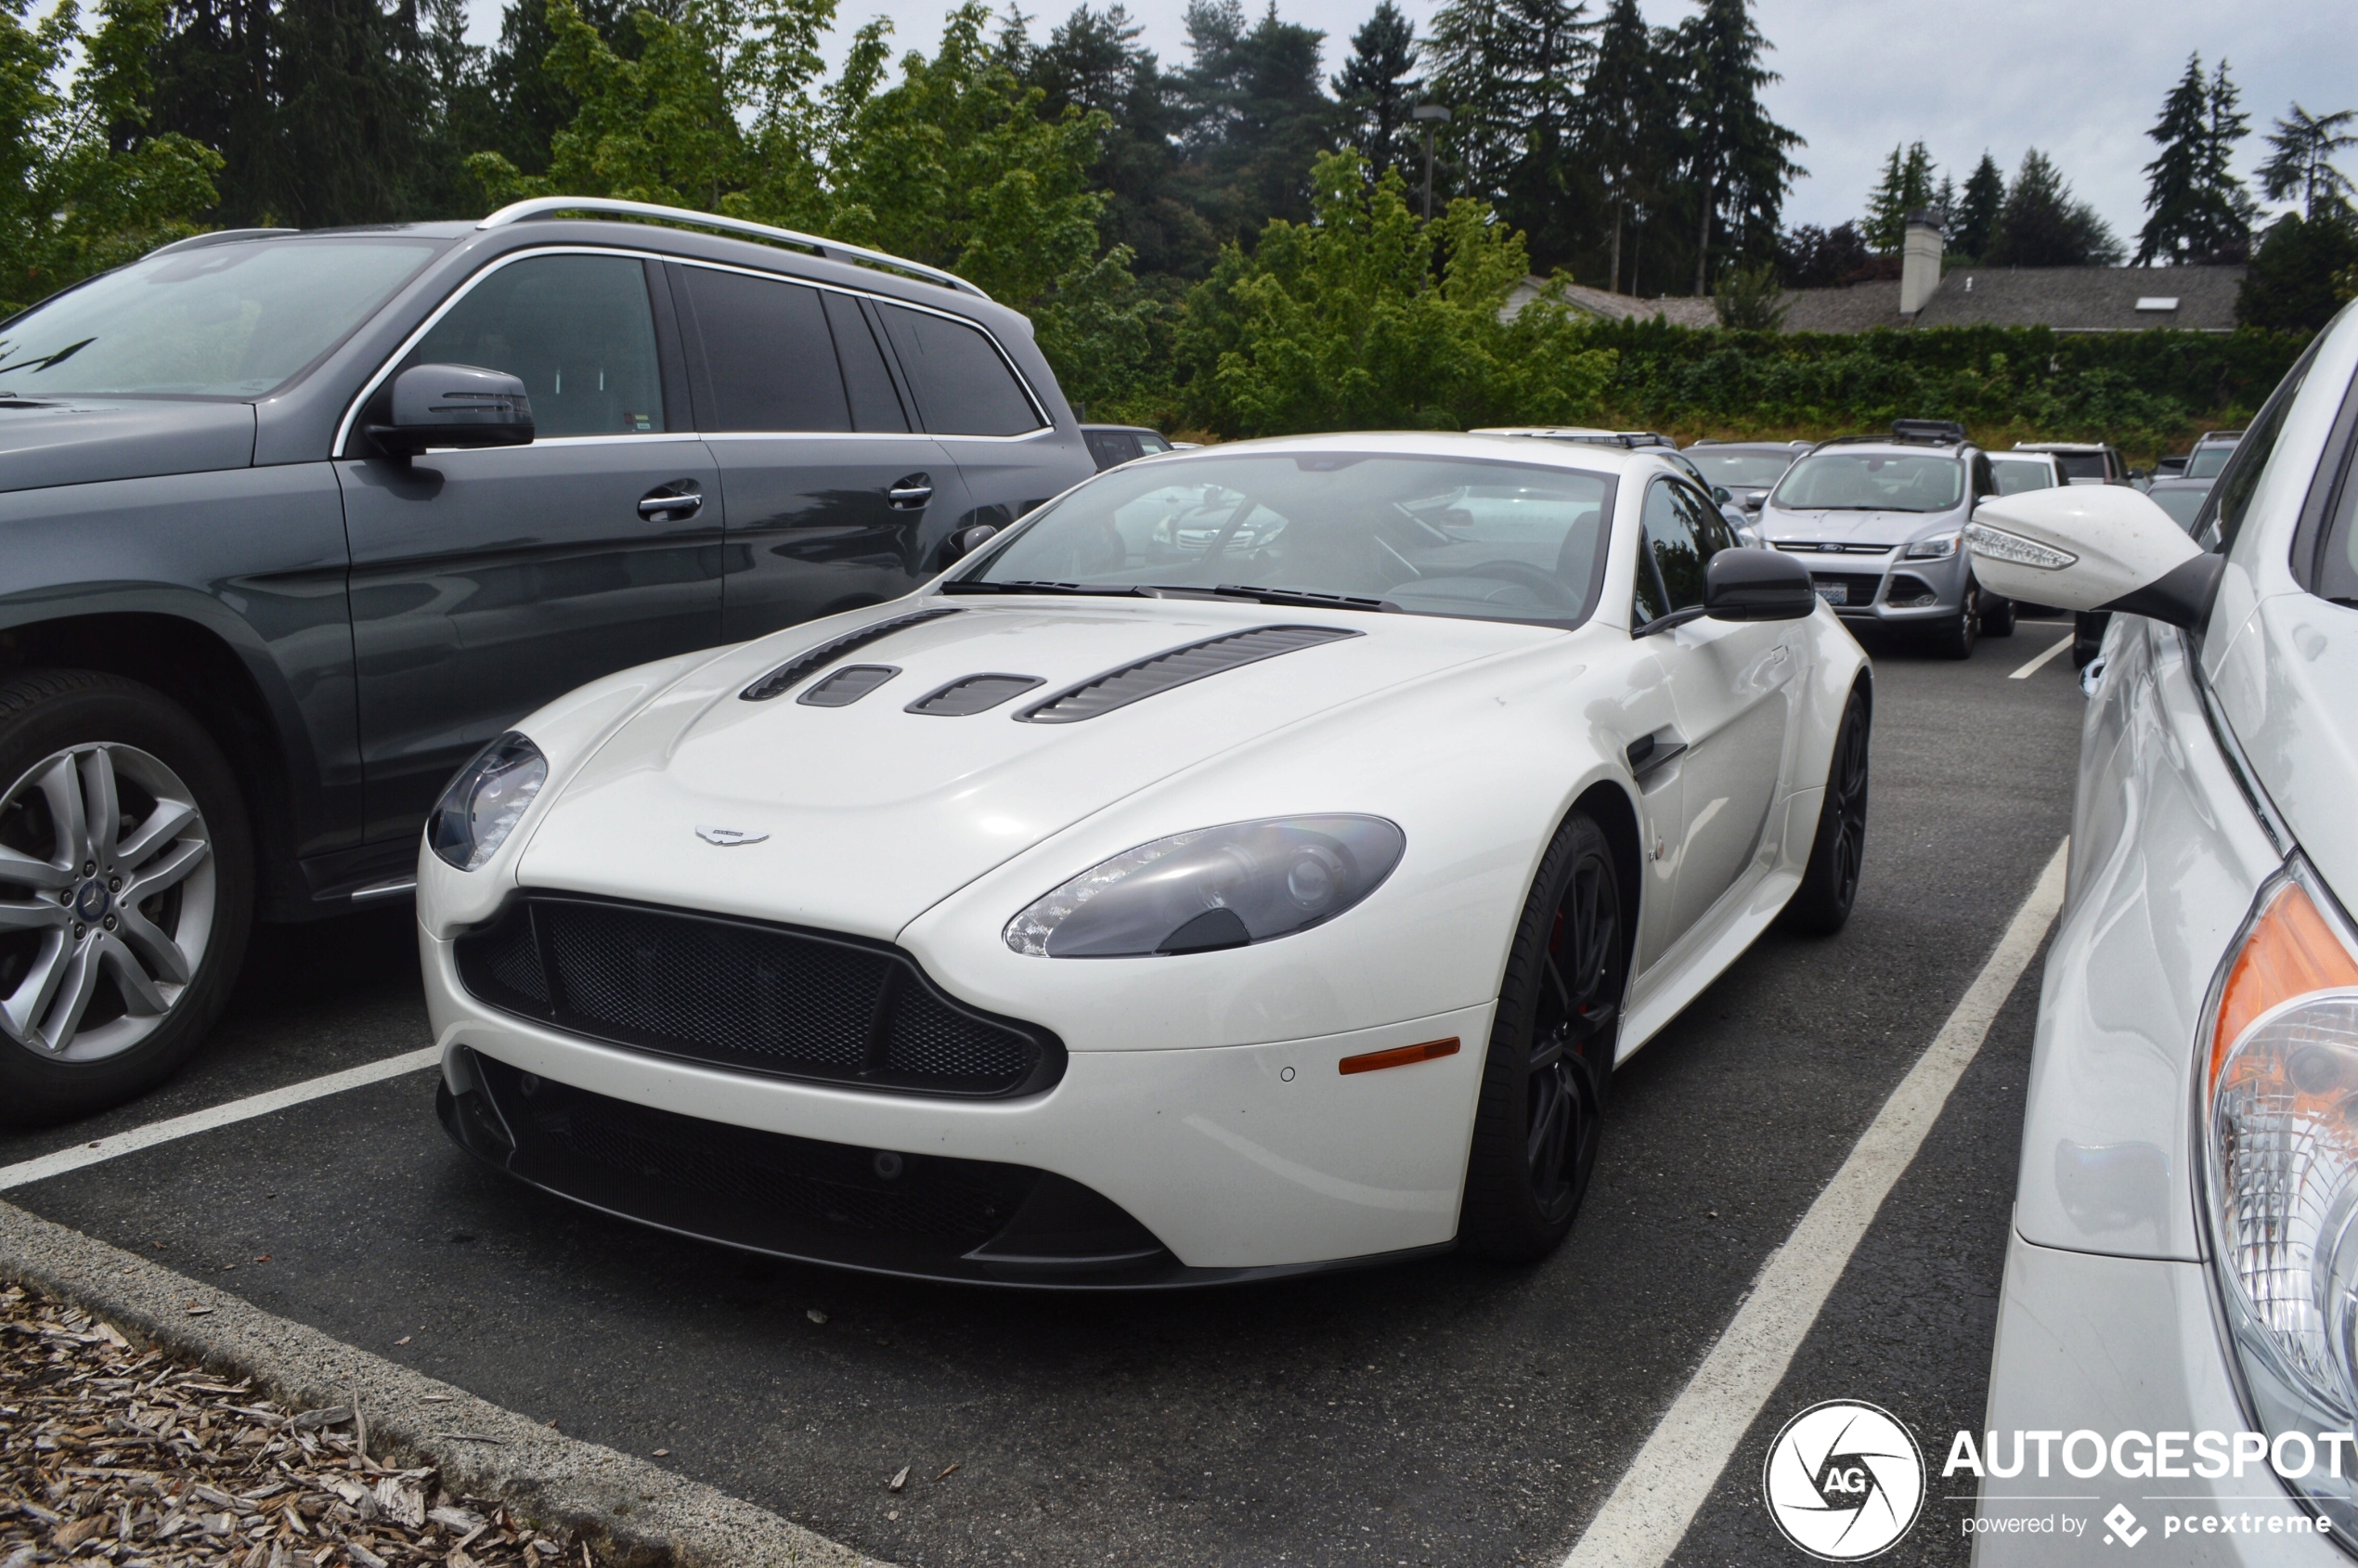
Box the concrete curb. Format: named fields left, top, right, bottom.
left=0, top=1197, right=886, bottom=1568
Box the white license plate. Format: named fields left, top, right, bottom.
left=1814, top=581, right=1847, bottom=605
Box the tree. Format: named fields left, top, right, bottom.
left=1985, top=148, right=2122, bottom=266
left=1331, top=1, right=1419, bottom=182
left=2236, top=212, right=2358, bottom=331
left=1577, top=0, right=1671, bottom=292
left=1711, top=261, right=1783, bottom=329
left=1950, top=151, right=2002, bottom=261
left=2258, top=103, right=2356, bottom=223
left=1863, top=140, right=1935, bottom=253
left=1676, top=0, right=1801, bottom=294
left=2135, top=54, right=2251, bottom=265
left=1424, top=0, right=1593, bottom=266
left=1781, top=221, right=1869, bottom=288
left=0, top=0, right=221, bottom=312
left=1170, top=0, right=1335, bottom=241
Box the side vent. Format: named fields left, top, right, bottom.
left=905, top=673, right=1046, bottom=716
left=741, top=605, right=959, bottom=702
left=797, top=665, right=900, bottom=707
left=1017, top=625, right=1361, bottom=724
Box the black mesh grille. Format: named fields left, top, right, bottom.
left=455, top=896, right=1060, bottom=1096
left=1018, top=625, right=1361, bottom=724
left=739, top=605, right=959, bottom=702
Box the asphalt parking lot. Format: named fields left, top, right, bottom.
left=0, top=618, right=2090, bottom=1568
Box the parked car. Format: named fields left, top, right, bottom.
left=1962, top=300, right=2358, bottom=1560
left=2143, top=474, right=2213, bottom=533
left=2183, top=427, right=2244, bottom=479
left=1473, top=427, right=1755, bottom=538
left=420, top=432, right=1872, bottom=1286
left=0, top=197, right=1095, bottom=1120
left=1988, top=450, right=2068, bottom=496
left=1081, top=424, right=1174, bottom=471
left=2011, top=440, right=2131, bottom=486
left=2154, top=454, right=2189, bottom=478
left=1756, top=420, right=2015, bottom=656
left=1681, top=439, right=1811, bottom=513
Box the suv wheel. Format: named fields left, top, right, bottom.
left=1930, top=579, right=1980, bottom=660
left=1979, top=595, right=2016, bottom=637
left=0, top=672, right=253, bottom=1122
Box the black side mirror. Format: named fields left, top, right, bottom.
left=949, top=523, right=1001, bottom=559
left=1711, top=485, right=1734, bottom=506
left=365, top=363, right=534, bottom=459
left=1705, top=546, right=1817, bottom=622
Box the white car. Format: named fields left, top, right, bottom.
left=414, top=434, right=1871, bottom=1287
left=1963, top=302, right=2358, bottom=1557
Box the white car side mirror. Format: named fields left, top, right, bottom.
left=1966, top=485, right=2224, bottom=630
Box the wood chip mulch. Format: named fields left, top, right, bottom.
left=0, top=1283, right=597, bottom=1566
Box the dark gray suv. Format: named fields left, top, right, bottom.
left=0, top=198, right=1095, bottom=1120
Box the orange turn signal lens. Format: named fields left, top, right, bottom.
left=2210, top=881, right=2358, bottom=1086
left=1338, top=1037, right=1460, bottom=1075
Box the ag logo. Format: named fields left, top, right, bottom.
left=1762, top=1400, right=1925, bottom=1561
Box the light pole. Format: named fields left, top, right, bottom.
left=1412, top=104, right=1450, bottom=223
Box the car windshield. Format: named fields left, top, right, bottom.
left=964, top=452, right=1615, bottom=626
left=1685, top=449, right=1796, bottom=487
left=0, top=238, right=442, bottom=398
left=1989, top=457, right=2057, bottom=495
left=2049, top=451, right=2109, bottom=480
left=1769, top=451, right=1963, bottom=512
left=2187, top=445, right=2235, bottom=478
left=2149, top=486, right=2209, bottom=530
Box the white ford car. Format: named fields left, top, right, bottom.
left=414, top=434, right=1869, bottom=1288
left=1965, top=301, right=2358, bottom=1559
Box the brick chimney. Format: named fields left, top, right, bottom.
left=1899, top=211, right=1944, bottom=317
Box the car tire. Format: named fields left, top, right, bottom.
left=2072, top=611, right=2110, bottom=670
left=1781, top=683, right=1871, bottom=937
left=1979, top=594, right=2016, bottom=637
left=1458, top=809, right=1626, bottom=1263
left=1929, top=578, right=1980, bottom=660
left=0, top=670, right=254, bottom=1123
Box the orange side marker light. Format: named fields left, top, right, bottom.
left=1339, top=1036, right=1461, bottom=1075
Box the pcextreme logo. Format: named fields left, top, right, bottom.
left=1763, top=1400, right=1927, bottom=1561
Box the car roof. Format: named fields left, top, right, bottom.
left=1802, top=440, right=1975, bottom=459
left=1081, top=424, right=1164, bottom=436
left=1989, top=451, right=2059, bottom=462
left=2146, top=476, right=2214, bottom=490
left=2013, top=442, right=2115, bottom=453
left=1685, top=440, right=1811, bottom=451
left=1472, top=426, right=1676, bottom=448
left=2191, top=430, right=2244, bottom=445
left=1149, top=430, right=1656, bottom=475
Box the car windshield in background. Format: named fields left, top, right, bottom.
left=965, top=453, right=1614, bottom=626
left=0, top=239, right=443, bottom=398
left=2148, top=486, right=2209, bottom=530
left=1989, top=458, right=2058, bottom=495
left=2187, top=446, right=2235, bottom=478
left=1685, top=450, right=1796, bottom=487
left=2051, top=452, right=2109, bottom=480
left=1769, top=451, right=1964, bottom=512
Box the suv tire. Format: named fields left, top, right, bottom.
left=1979, top=595, right=2016, bottom=637
left=0, top=671, right=253, bottom=1123
left=1930, top=578, right=1980, bottom=660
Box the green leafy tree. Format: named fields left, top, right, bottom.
left=1173, top=148, right=1616, bottom=435
left=1950, top=151, right=2002, bottom=261
left=2136, top=54, right=2251, bottom=265
left=1331, top=0, right=1419, bottom=182
left=1711, top=261, right=1784, bottom=329
left=2236, top=212, right=2358, bottom=331
left=0, top=0, right=221, bottom=312
left=1863, top=140, right=1935, bottom=253
left=2258, top=103, right=2355, bottom=223
left=1985, top=148, right=2121, bottom=266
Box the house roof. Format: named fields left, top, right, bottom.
left=1506, top=277, right=1719, bottom=330
left=1779, top=265, right=2245, bottom=333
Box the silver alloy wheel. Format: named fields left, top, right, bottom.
left=0, top=744, right=215, bottom=1061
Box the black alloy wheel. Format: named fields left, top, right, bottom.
left=1932, top=578, right=1980, bottom=659
left=1781, top=683, right=1871, bottom=936
left=1460, top=810, right=1626, bottom=1262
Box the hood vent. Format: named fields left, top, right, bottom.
left=1017, top=625, right=1362, bottom=725
left=905, top=673, right=1046, bottom=717
left=741, top=605, right=960, bottom=702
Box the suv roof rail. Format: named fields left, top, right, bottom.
left=145, top=227, right=300, bottom=258
left=476, top=197, right=991, bottom=301
left=1889, top=418, right=1968, bottom=444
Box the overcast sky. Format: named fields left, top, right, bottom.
left=465, top=0, right=2358, bottom=253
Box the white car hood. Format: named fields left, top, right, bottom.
left=515, top=599, right=1545, bottom=940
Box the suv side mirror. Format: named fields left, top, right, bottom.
left=1967, top=486, right=2223, bottom=629
left=365, top=363, right=534, bottom=459
left=1704, top=547, right=1816, bottom=621
left=949, top=523, right=1000, bottom=559
left=1711, top=485, right=1734, bottom=506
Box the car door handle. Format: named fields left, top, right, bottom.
left=639, top=483, right=703, bottom=519
left=887, top=473, right=934, bottom=511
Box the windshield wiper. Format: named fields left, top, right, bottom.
left=939, top=579, right=1154, bottom=597
left=1206, top=584, right=1400, bottom=613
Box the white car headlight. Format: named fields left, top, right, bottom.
left=1004, top=816, right=1405, bottom=958
left=1902, top=532, right=1963, bottom=560
left=2202, top=862, right=2358, bottom=1531
left=428, top=732, right=546, bottom=871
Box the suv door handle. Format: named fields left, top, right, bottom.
left=887, top=473, right=934, bottom=511
left=639, top=482, right=703, bottom=520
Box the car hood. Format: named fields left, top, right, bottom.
left=0, top=396, right=256, bottom=493
left=1760, top=509, right=1954, bottom=548
left=515, top=598, right=1548, bottom=940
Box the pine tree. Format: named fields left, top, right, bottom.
left=1862, top=139, right=1934, bottom=253
left=1677, top=0, right=1800, bottom=293
left=1171, top=0, right=1334, bottom=240
left=1424, top=0, right=1594, bottom=264
left=1952, top=151, right=2002, bottom=261
left=1986, top=148, right=2121, bottom=267
left=2259, top=103, right=2356, bottom=223
left=1024, top=6, right=1210, bottom=275
left=1332, top=2, right=1419, bottom=182
left=1576, top=0, right=1667, bottom=292
left=2135, top=54, right=2248, bottom=265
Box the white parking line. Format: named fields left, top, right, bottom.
left=0, top=1047, right=442, bottom=1192
left=1560, top=838, right=2069, bottom=1568
left=2009, top=633, right=2076, bottom=680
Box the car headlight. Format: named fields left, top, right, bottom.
left=2202, top=862, right=2358, bottom=1533
left=428, top=732, right=547, bottom=871
left=1004, top=816, right=1406, bottom=958
left=1902, top=532, right=1963, bottom=560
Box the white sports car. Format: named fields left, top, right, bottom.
left=416, top=433, right=1872, bottom=1287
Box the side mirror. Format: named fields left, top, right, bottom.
left=949, top=523, right=1001, bottom=560
left=1967, top=485, right=2223, bottom=628
left=365, top=363, right=534, bottom=459
left=1704, top=547, right=1817, bottom=622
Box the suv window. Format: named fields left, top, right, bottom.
left=403, top=253, right=665, bottom=438
left=2052, top=451, right=2109, bottom=481
left=1085, top=429, right=1141, bottom=469
left=820, top=292, right=909, bottom=433
left=874, top=305, right=1042, bottom=436
left=678, top=266, right=852, bottom=433
left=1971, top=454, right=1997, bottom=499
